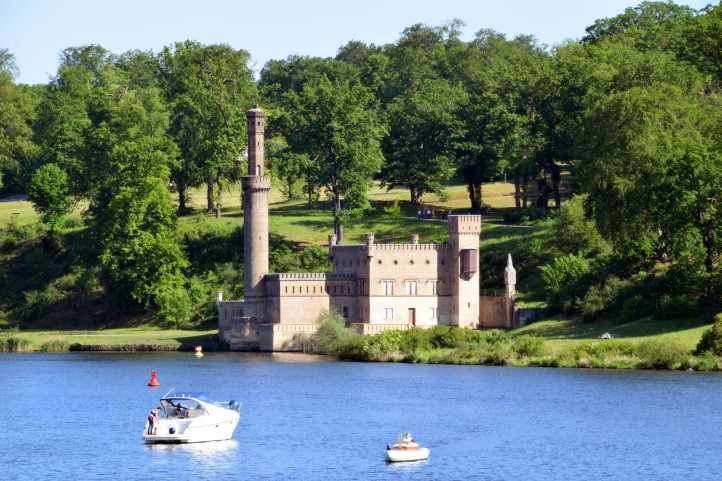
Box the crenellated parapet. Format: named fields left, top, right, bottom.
left=268, top=272, right=355, bottom=281
left=369, top=243, right=448, bottom=251
left=241, top=176, right=271, bottom=192
left=448, top=214, right=482, bottom=235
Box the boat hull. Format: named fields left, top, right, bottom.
left=386, top=447, right=430, bottom=463
left=143, top=417, right=239, bottom=444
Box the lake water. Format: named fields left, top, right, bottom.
left=1, top=353, right=721, bottom=481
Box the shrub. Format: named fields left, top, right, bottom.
left=503, top=207, right=549, bottom=224
left=695, top=313, right=722, bottom=355
left=654, top=294, right=699, bottom=320
left=313, top=311, right=363, bottom=356
left=21, top=285, right=66, bottom=321
left=578, top=276, right=628, bottom=321
left=512, top=335, right=545, bottom=357
left=154, top=279, right=192, bottom=328
left=540, top=254, right=590, bottom=311
left=480, top=341, right=513, bottom=365
left=428, top=325, right=465, bottom=349
left=399, top=328, right=431, bottom=352
left=621, top=294, right=646, bottom=322
left=384, top=200, right=402, bottom=217
left=39, top=340, right=70, bottom=352
left=27, top=163, right=72, bottom=231
left=62, top=216, right=84, bottom=229
left=298, top=245, right=331, bottom=271
left=556, top=195, right=610, bottom=256
left=636, top=340, right=689, bottom=370
left=693, top=351, right=720, bottom=371
left=364, top=330, right=405, bottom=357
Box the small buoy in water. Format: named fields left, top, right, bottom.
left=194, top=346, right=203, bottom=358
left=147, top=370, right=160, bottom=387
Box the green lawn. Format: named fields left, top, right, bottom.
left=0, top=195, right=38, bottom=227
left=3, top=327, right=218, bottom=350
left=513, top=316, right=711, bottom=352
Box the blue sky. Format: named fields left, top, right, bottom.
left=1, top=0, right=714, bottom=84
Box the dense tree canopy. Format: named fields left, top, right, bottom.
left=277, top=76, right=385, bottom=241
left=3, top=0, right=722, bottom=321
left=159, top=41, right=256, bottom=213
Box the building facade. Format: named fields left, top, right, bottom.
left=217, top=107, right=518, bottom=351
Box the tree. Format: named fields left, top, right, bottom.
left=33, top=46, right=113, bottom=195
left=681, top=3, right=722, bottom=83
left=279, top=77, right=385, bottom=241
left=381, top=78, right=466, bottom=204
left=579, top=84, right=722, bottom=280
left=84, top=73, right=191, bottom=322
left=453, top=31, right=549, bottom=210
left=158, top=41, right=256, bottom=213
left=582, top=1, right=697, bottom=51
left=27, top=163, right=71, bottom=231
left=0, top=49, right=40, bottom=192
left=34, top=45, right=192, bottom=322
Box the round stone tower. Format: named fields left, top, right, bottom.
left=242, top=107, right=270, bottom=317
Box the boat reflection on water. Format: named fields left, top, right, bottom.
left=386, top=459, right=429, bottom=471
left=145, top=440, right=240, bottom=473
left=146, top=439, right=240, bottom=458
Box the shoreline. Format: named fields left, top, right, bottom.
left=1, top=342, right=720, bottom=373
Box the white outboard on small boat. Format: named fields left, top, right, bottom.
left=143, top=390, right=240, bottom=444
left=386, top=432, right=430, bottom=462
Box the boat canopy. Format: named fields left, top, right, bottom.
left=161, top=390, right=209, bottom=401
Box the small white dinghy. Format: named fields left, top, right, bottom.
left=143, top=391, right=240, bottom=444
left=386, top=432, right=430, bottom=462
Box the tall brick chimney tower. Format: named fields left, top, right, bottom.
left=242, top=107, right=270, bottom=318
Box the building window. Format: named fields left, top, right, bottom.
left=384, top=307, right=394, bottom=320
left=381, top=280, right=393, bottom=296
left=430, top=280, right=438, bottom=296
left=430, top=307, right=437, bottom=320
left=405, top=281, right=417, bottom=296
left=343, top=306, right=349, bottom=318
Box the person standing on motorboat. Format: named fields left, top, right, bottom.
left=147, top=409, right=156, bottom=435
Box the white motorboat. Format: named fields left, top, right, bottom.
left=386, top=433, right=430, bottom=462
left=143, top=391, right=240, bottom=444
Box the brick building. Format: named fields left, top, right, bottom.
left=217, top=107, right=517, bottom=351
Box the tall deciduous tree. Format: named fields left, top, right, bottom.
left=0, top=49, right=40, bottom=192
left=381, top=78, right=466, bottom=204
left=279, top=77, right=385, bottom=241
left=158, top=41, right=256, bottom=213
left=579, top=84, right=722, bottom=280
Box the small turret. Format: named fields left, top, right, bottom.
left=366, top=233, right=375, bottom=257
left=504, top=253, right=516, bottom=298
left=328, top=234, right=337, bottom=256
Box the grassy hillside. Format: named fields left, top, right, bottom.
left=1, top=177, right=715, bottom=356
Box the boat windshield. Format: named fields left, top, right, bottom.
left=160, top=398, right=207, bottom=419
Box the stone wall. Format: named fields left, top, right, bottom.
left=479, top=295, right=513, bottom=329
left=262, top=323, right=318, bottom=352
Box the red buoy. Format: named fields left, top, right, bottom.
left=147, top=370, right=160, bottom=387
